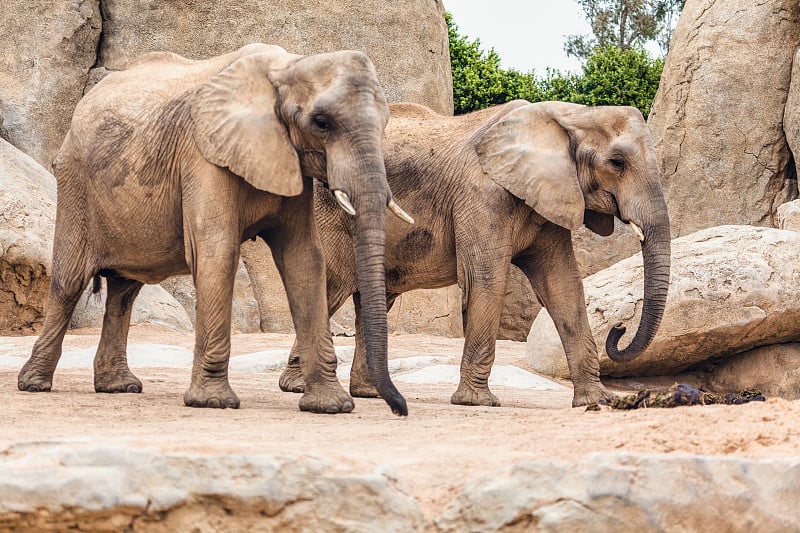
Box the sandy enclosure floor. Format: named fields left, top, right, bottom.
left=3, top=325, right=800, bottom=518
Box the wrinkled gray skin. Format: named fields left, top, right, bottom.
left=280, top=101, right=671, bottom=408
left=18, top=43, right=408, bottom=415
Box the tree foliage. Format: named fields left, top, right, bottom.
left=447, top=13, right=664, bottom=118
left=565, top=0, right=685, bottom=59
left=447, top=12, right=542, bottom=114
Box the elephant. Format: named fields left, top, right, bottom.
left=279, top=100, right=671, bottom=408
left=17, top=43, right=413, bottom=415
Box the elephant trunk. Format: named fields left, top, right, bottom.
left=605, top=198, right=671, bottom=363
left=351, top=188, right=408, bottom=416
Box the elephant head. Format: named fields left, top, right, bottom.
left=478, top=101, right=670, bottom=363
left=191, top=44, right=409, bottom=414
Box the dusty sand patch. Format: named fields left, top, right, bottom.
left=3, top=325, right=800, bottom=521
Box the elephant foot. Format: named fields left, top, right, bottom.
left=183, top=379, right=240, bottom=409
left=95, top=368, right=143, bottom=394
left=451, top=381, right=501, bottom=407
left=279, top=364, right=306, bottom=393
left=299, top=383, right=354, bottom=414
left=573, top=382, right=615, bottom=407
left=18, top=359, right=55, bottom=393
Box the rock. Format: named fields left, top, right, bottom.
left=0, top=138, right=56, bottom=335
left=436, top=454, right=800, bottom=532
left=96, top=0, right=452, bottom=115
left=0, top=0, right=101, bottom=167
left=703, top=343, right=800, bottom=400
left=777, top=200, right=800, bottom=232
left=528, top=226, right=800, bottom=378
left=648, top=0, right=800, bottom=237
left=160, top=261, right=261, bottom=334
left=785, top=45, right=800, bottom=191
left=0, top=440, right=424, bottom=532
left=70, top=282, right=193, bottom=333
left=498, top=265, right=539, bottom=342
left=387, top=286, right=463, bottom=337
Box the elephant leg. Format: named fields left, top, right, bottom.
left=94, top=275, right=143, bottom=393
left=182, top=240, right=241, bottom=409
left=278, top=279, right=354, bottom=394
left=268, top=199, right=353, bottom=413
left=513, top=226, right=613, bottom=407
left=18, top=241, right=89, bottom=392
left=349, top=292, right=398, bottom=398
left=451, top=257, right=510, bottom=407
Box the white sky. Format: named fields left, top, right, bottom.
left=442, top=1, right=594, bottom=74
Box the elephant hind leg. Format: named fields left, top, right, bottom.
left=19, top=245, right=92, bottom=392
left=278, top=271, right=357, bottom=395
left=94, top=275, right=144, bottom=393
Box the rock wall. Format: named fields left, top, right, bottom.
left=0, top=1, right=456, bottom=336
left=0, top=138, right=56, bottom=334
left=648, top=0, right=800, bottom=236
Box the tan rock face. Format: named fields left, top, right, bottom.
left=528, top=226, right=800, bottom=378
left=0, top=139, right=56, bottom=335
left=777, top=200, right=800, bottom=232
left=0, top=0, right=101, bottom=168
left=704, top=343, right=800, bottom=400
left=97, top=0, right=452, bottom=115
left=648, top=0, right=800, bottom=236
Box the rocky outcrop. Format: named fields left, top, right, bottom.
left=96, top=0, right=452, bottom=115
left=0, top=441, right=424, bottom=532
left=527, top=226, right=800, bottom=378
left=648, top=0, right=800, bottom=236
left=784, top=45, right=800, bottom=195
left=702, top=343, right=800, bottom=400
left=0, top=1, right=101, bottom=168
left=1, top=0, right=452, bottom=169
left=437, top=454, right=800, bottom=532
left=0, top=138, right=56, bottom=335
left=777, top=199, right=800, bottom=232
left=160, top=261, right=262, bottom=334
left=69, top=283, right=194, bottom=333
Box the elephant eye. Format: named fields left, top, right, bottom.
left=609, top=157, right=625, bottom=173
left=311, top=114, right=331, bottom=133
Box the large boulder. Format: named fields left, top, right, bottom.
left=160, top=261, right=262, bottom=334
left=702, top=343, right=800, bottom=400
left=96, top=0, right=452, bottom=115
left=527, top=225, right=800, bottom=378
left=0, top=441, right=424, bottom=532
left=0, top=0, right=101, bottom=167
left=0, top=138, right=56, bottom=335
left=648, top=0, right=800, bottom=236
left=777, top=199, right=800, bottom=232
left=69, top=283, right=194, bottom=333
left=437, top=455, right=800, bottom=532
left=784, top=45, right=800, bottom=195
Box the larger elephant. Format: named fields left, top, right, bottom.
left=280, top=100, right=671, bottom=408
left=18, top=43, right=411, bottom=415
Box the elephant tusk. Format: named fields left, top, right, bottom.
left=629, top=221, right=645, bottom=242
left=388, top=198, right=415, bottom=224
left=333, top=190, right=356, bottom=216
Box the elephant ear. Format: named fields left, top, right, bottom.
left=477, top=103, right=584, bottom=231
left=191, top=50, right=302, bottom=196
left=584, top=210, right=615, bottom=236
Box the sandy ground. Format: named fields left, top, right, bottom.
left=3, top=325, right=800, bottom=519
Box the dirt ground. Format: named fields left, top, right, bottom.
left=3, top=325, right=800, bottom=520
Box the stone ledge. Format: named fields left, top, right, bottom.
left=3, top=441, right=800, bottom=532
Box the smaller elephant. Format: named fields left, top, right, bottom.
left=18, top=43, right=411, bottom=415
left=280, top=100, right=671, bottom=407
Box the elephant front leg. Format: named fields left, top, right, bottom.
left=183, top=243, right=241, bottom=409
left=267, top=218, right=354, bottom=414
left=515, top=228, right=614, bottom=407
left=94, top=275, right=144, bottom=393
